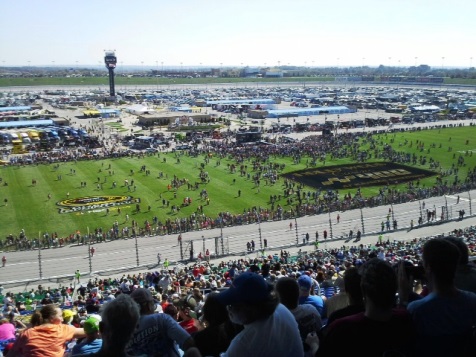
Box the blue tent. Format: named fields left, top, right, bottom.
left=0, top=119, right=54, bottom=128
left=0, top=106, right=31, bottom=112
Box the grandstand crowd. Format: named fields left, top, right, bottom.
left=1, top=224, right=476, bottom=356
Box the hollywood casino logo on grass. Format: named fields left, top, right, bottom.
left=56, top=195, right=139, bottom=213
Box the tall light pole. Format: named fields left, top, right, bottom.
left=161, top=61, right=164, bottom=75
left=180, top=62, right=183, bottom=77
left=155, top=61, right=159, bottom=89
left=441, top=56, right=445, bottom=70
left=470, top=57, right=473, bottom=68
left=414, top=57, right=418, bottom=66
left=141, top=61, right=144, bottom=76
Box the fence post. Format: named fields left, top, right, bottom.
left=134, top=235, right=139, bottom=267
left=419, top=199, right=423, bottom=222
left=328, top=211, right=333, bottom=240
left=294, top=217, right=299, bottom=246
left=258, top=214, right=263, bottom=250
left=190, top=240, right=194, bottom=261
left=469, top=190, right=472, bottom=216
left=360, top=206, right=365, bottom=235
left=444, top=196, right=449, bottom=220
left=179, top=236, right=183, bottom=260
left=38, top=232, right=43, bottom=280
left=214, top=236, right=218, bottom=258
left=88, top=240, right=92, bottom=274
left=220, top=214, right=224, bottom=256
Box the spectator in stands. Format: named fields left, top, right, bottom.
left=163, top=304, right=179, bottom=321
left=406, top=238, right=476, bottom=356
left=318, top=258, right=415, bottom=357
left=9, top=304, right=86, bottom=357
left=324, top=266, right=364, bottom=328
left=127, top=288, right=194, bottom=356
left=160, top=293, right=170, bottom=310
left=76, top=293, right=140, bottom=357
left=41, top=292, right=53, bottom=305
left=215, top=271, right=303, bottom=356
left=0, top=316, right=16, bottom=340
left=62, top=309, right=76, bottom=326
left=275, top=277, right=322, bottom=356
left=298, top=275, right=325, bottom=316
left=175, top=295, right=200, bottom=334
left=323, top=271, right=348, bottom=317
left=193, top=292, right=241, bottom=357
left=445, top=236, right=476, bottom=293
left=72, top=316, right=102, bottom=355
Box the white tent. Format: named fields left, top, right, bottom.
left=125, top=104, right=154, bottom=115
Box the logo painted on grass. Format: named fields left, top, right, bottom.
left=282, top=162, right=436, bottom=190
left=57, top=195, right=140, bottom=214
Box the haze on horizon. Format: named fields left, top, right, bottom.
left=1, top=0, right=474, bottom=69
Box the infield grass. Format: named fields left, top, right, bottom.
left=1, top=125, right=475, bottom=239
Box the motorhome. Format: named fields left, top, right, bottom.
left=56, top=128, right=71, bottom=141
left=16, top=131, right=32, bottom=144
left=44, top=129, right=60, bottom=143
left=26, top=129, right=40, bottom=142
left=0, top=132, right=12, bottom=145
left=37, top=129, right=50, bottom=143
left=66, top=128, right=80, bottom=139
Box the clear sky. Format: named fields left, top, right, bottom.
left=1, top=0, right=475, bottom=68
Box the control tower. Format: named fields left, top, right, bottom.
left=104, top=51, right=117, bottom=97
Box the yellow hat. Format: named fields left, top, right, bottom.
left=63, top=309, right=76, bottom=319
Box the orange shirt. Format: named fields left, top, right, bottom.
left=11, top=324, right=76, bottom=357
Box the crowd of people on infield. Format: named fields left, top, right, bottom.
left=1, top=224, right=476, bottom=356
left=3, top=130, right=476, bottom=252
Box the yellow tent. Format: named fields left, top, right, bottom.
left=83, top=109, right=101, bottom=117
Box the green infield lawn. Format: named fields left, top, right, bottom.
left=1, top=125, right=475, bottom=239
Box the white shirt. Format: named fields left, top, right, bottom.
left=222, top=304, right=303, bottom=357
